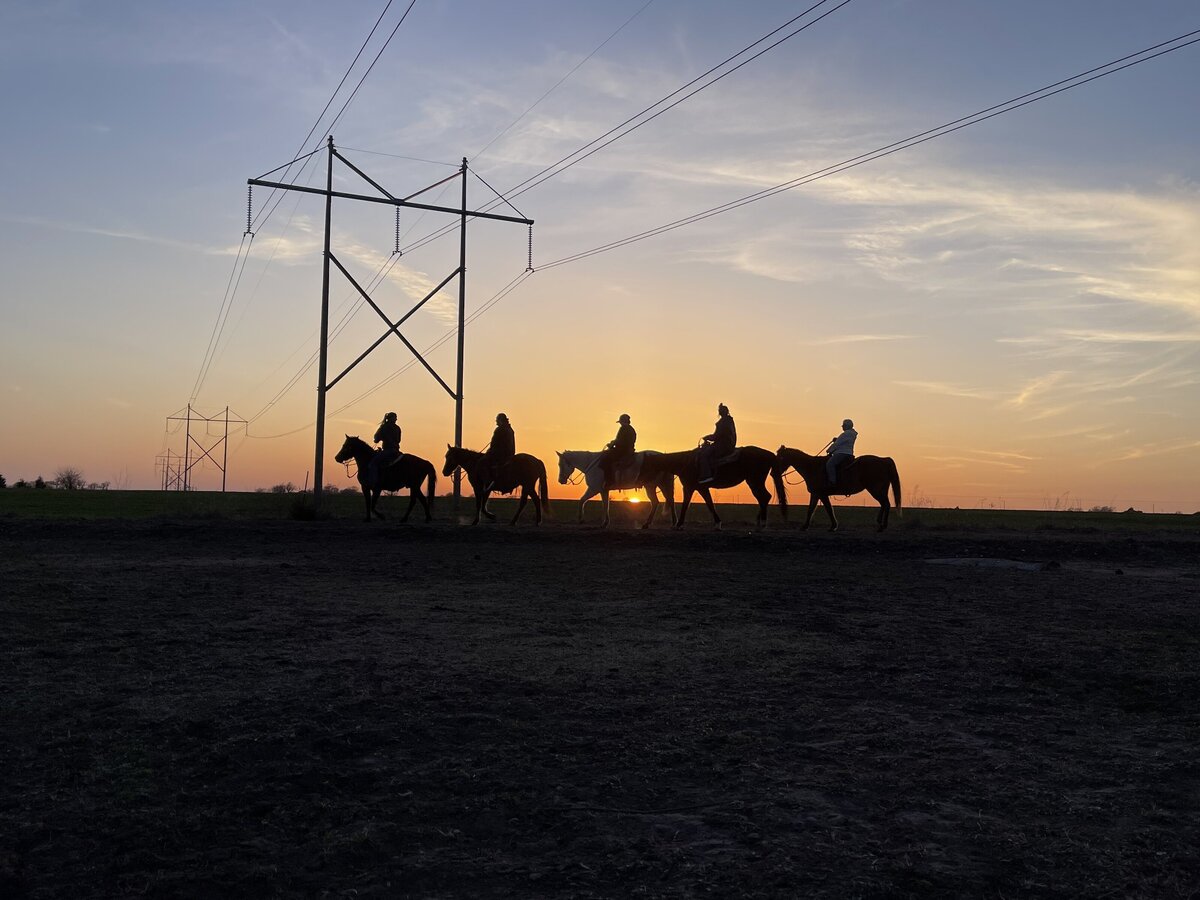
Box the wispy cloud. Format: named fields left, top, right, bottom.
left=921, top=454, right=1030, bottom=473
left=894, top=380, right=997, bottom=400
left=804, top=333, right=914, bottom=345
left=1109, top=439, right=1200, bottom=463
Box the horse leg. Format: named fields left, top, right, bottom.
left=360, top=486, right=372, bottom=522
left=642, top=486, right=658, bottom=530
left=822, top=496, right=839, bottom=532
left=400, top=486, right=418, bottom=523
left=510, top=488, right=529, bottom=525
left=675, top=486, right=695, bottom=529
left=870, top=486, right=890, bottom=531
left=699, top=486, right=721, bottom=530
left=802, top=493, right=818, bottom=531
left=372, top=488, right=386, bottom=521
left=577, top=486, right=598, bottom=524
left=601, top=488, right=610, bottom=529
left=749, top=478, right=771, bottom=530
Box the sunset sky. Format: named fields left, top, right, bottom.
left=1, top=0, right=1198, bottom=511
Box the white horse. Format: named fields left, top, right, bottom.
left=556, top=449, right=676, bottom=529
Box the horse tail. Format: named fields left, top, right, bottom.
left=771, top=455, right=788, bottom=521
left=427, top=462, right=437, bottom=515
left=889, top=457, right=902, bottom=516
left=538, top=462, right=551, bottom=518
left=770, top=449, right=789, bottom=481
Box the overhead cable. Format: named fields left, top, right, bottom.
left=397, top=0, right=855, bottom=257
left=538, top=28, right=1200, bottom=269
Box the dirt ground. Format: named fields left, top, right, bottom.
left=2, top=511, right=1198, bottom=898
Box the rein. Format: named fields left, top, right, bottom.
left=565, top=451, right=603, bottom=486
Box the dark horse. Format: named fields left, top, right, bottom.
left=638, top=445, right=786, bottom=529
left=443, top=446, right=549, bottom=526
left=774, top=446, right=902, bottom=531
left=335, top=435, right=437, bottom=523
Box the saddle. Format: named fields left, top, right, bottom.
left=828, top=454, right=855, bottom=474
left=610, top=452, right=644, bottom=488
left=697, top=446, right=739, bottom=466
left=385, top=452, right=405, bottom=468
left=486, top=460, right=516, bottom=493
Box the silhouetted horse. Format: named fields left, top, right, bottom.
left=638, top=445, right=785, bottom=529
left=335, top=435, right=436, bottom=523
left=556, top=449, right=676, bottom=529
left=443, top=446, right=549, bottom=526
left=774, top=446, right=902, bottom=531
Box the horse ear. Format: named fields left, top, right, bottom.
left=556, top=450, right=562, bottom=458
left=446, top=442, right=451, bottom=449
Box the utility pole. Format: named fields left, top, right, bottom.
left=455, top=157, right=468, bottom=504
left=246, top=137, right=533, bottom=510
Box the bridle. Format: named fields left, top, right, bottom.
left=563, top=451, right=602, bottom=486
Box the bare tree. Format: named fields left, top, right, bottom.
left=54, top=467, right=86, bottom=490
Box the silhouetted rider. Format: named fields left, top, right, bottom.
left=600, top=413, right=637, bottom=487
left=485, top=412, right=515, bottom=490
left=698, top=403, right=736, bottom=484
left=368, top=411, right=401, bottom=489
left=826, top=418, right=857, bottom=487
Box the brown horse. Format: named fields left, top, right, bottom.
left=335, top=435, right=436, bottom=523
left=774, top=446, right=902, bottom=531
left=638, top=445, right=786, bottom=529
left=443, top=446, right=549, bottom=526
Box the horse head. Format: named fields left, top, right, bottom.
left=556, top=450, right=573, bottom=485
left=443, top=444, right=478, bottom=478
left=335, top=435, right=363, bottom=464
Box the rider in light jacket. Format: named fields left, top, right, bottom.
left=826, top=418, right=857, bottom=486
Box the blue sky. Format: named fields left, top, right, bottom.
left=1, top=0, right=1197, bottom=509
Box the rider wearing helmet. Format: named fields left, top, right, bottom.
left=600, top=413, right=637, bottom=488
left=826, top=418, right=857, bottom=487
left=698, top=403, right=736, bottom=484
left=368, top=411, right=402, bottom=489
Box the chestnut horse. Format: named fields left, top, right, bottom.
left=335, top=435, right=436, bottom=523
left=637, top=445, right=786, bottom=530
left=443, top=446, right=549, bottom=526
left=774, top=446, right=901, bottom=531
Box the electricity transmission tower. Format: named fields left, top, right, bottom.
left=155, top=449, right=185, bottom=491
left=247, top=136, right=534, bottom=509
left=165, top=405, right=248, bottom=492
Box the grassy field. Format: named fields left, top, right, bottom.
left=1, top=487, right=1197, bottom=533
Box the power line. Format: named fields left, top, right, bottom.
left=250, top=0, right=406, bottom=232
left=472, top=0, right=658, bottom=164
left=190, top=233, right=253, bottom=402
left=345, top=26, right=1200, bottom=394
left=538, top=28, right=1200, bottom=269
left=194, top=2, right=423, bottom=406
left=394, top=0, right=854, bottom=258
left=239, top=0, right=849, bottom=410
